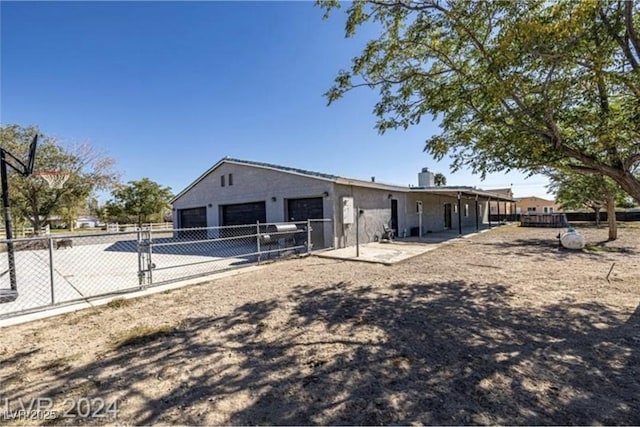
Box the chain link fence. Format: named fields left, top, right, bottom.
left=0, top=219, right=333, bottom=319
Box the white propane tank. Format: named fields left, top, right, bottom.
left=560, top=227, right=586, bottom=250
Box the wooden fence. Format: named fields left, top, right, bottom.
left=105, top=222, right=173, bottom=232
left=0, top=224, right=50, bottom=238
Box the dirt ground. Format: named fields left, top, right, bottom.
left=1, top=224, right=639, bottom=425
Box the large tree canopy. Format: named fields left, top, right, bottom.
left=105, top=178, right=173, bottom=225
left=0, top=124, right=118, bottom=232
left=322, top=0, right=640, bottom=201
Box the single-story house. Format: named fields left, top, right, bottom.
left=515, top=196, right=562, bottom=214
left=75, top=216, right=102, bottom=228
left=170, top=158, right=515, bottom=248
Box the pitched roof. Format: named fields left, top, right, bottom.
left=171, top=157, right=515, bottom=203
left=515, top=196, right=556, bottom=203
left=224, top=157, right=339, bottom=180
left=171, top=157, right=341, bottom=203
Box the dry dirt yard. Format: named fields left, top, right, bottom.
left=1, top=224, right=639, bottom=425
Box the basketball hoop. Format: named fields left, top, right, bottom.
left=32, top=170, right=71, bottom=189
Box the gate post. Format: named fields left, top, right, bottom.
left=146, top=229, right=153, bottom=285
left=256, top=221, right=261, bottom=264
left=306, top=219, right=312, bottom=253
left=137, top=229, right=144, bottom=286
left=48, top=237, right=55, bottom=304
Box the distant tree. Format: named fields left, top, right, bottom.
left=106, top=178, right=173, bottom=226
left=548, top=171, right=631, bottom=240
left=321, top=0, right=640, bottom=202
left=0, top=124, right=119, bottom=234
left=433, top=173, right=447, bottom=187
left=57, top=205, right=81, bottom=232
left=104, top=200, right=129, bottom=224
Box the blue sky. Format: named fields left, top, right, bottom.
left=1, top=1, right=551, bottom=201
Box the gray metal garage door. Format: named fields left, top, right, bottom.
left=179, top=207, right=207, bottom=228
left=287, top=197, right=324, bottom=249
left=178, top=207, right=207, bottom=239
left=221, top=201, right=266, bottom=226
left=287, top=197, right=324, bottom=222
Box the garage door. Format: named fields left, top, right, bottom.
left=178, top=207, right=207, bottom=239
left=221, top=201, right=266, bottom=226
left=287, top=197, right=324, bottom=222
left=179, top=207, right=207, bottom=228
left=287, top=197, right=324, bottom=249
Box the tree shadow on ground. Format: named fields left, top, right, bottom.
left=475, top=236, right=637, bottom=258
left=5, top=281, right=640, bottom=425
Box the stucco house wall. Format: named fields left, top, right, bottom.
left=172, top=162, right=335, bottom=226
left=333, top=184, right=407, bottom=246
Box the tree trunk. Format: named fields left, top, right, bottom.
left=31, top=215, right=42, bottom=237
left=606, top=196, right=617, bottom=241
left=594, top=208, right=601, bottom=227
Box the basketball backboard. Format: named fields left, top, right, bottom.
left=26, top=134, right=38, bottom=176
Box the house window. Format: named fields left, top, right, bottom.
left=464, top=204, right=469, bottom=217
left=221, top=175, right=225, bottom=187
left=228, top=173, right=233, bottom=186
left=527, top=207, right=536, bottom=213
left=543, top=206, right=554, bottom=213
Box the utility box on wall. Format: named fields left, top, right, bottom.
left=342, top=197, right=354, bottom=225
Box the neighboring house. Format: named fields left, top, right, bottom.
left=48, top=215, right=66, bottom=229
left=515, top=196, right=562, bottom=215
left=486, top=188, right=516, bottom=220
left=170, top=158, right=514, bottom=248
left=76, top=216, right=102, bottom=228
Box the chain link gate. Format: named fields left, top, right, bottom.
left=137, top=229, right=154, bottom=286
left=1, top=220, right=334, bottom=320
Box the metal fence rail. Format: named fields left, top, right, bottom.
left=0, top=219, right=333, bottom=319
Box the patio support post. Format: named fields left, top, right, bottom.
left=457, top=192, right=463, bottom=235
left=488, top=198, right=492, bottom=228
left=497, top=200, right=501, bottom=223
left=475, top=195, right=479, bottom=231
left=355, top=206, right=360, bottom=257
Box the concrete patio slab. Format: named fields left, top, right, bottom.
left=315, top=225, right=501, bottom=265
left=315, top=240, right=442, bottom=265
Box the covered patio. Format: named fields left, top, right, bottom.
left=407, top=187, right=516, bottom=236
